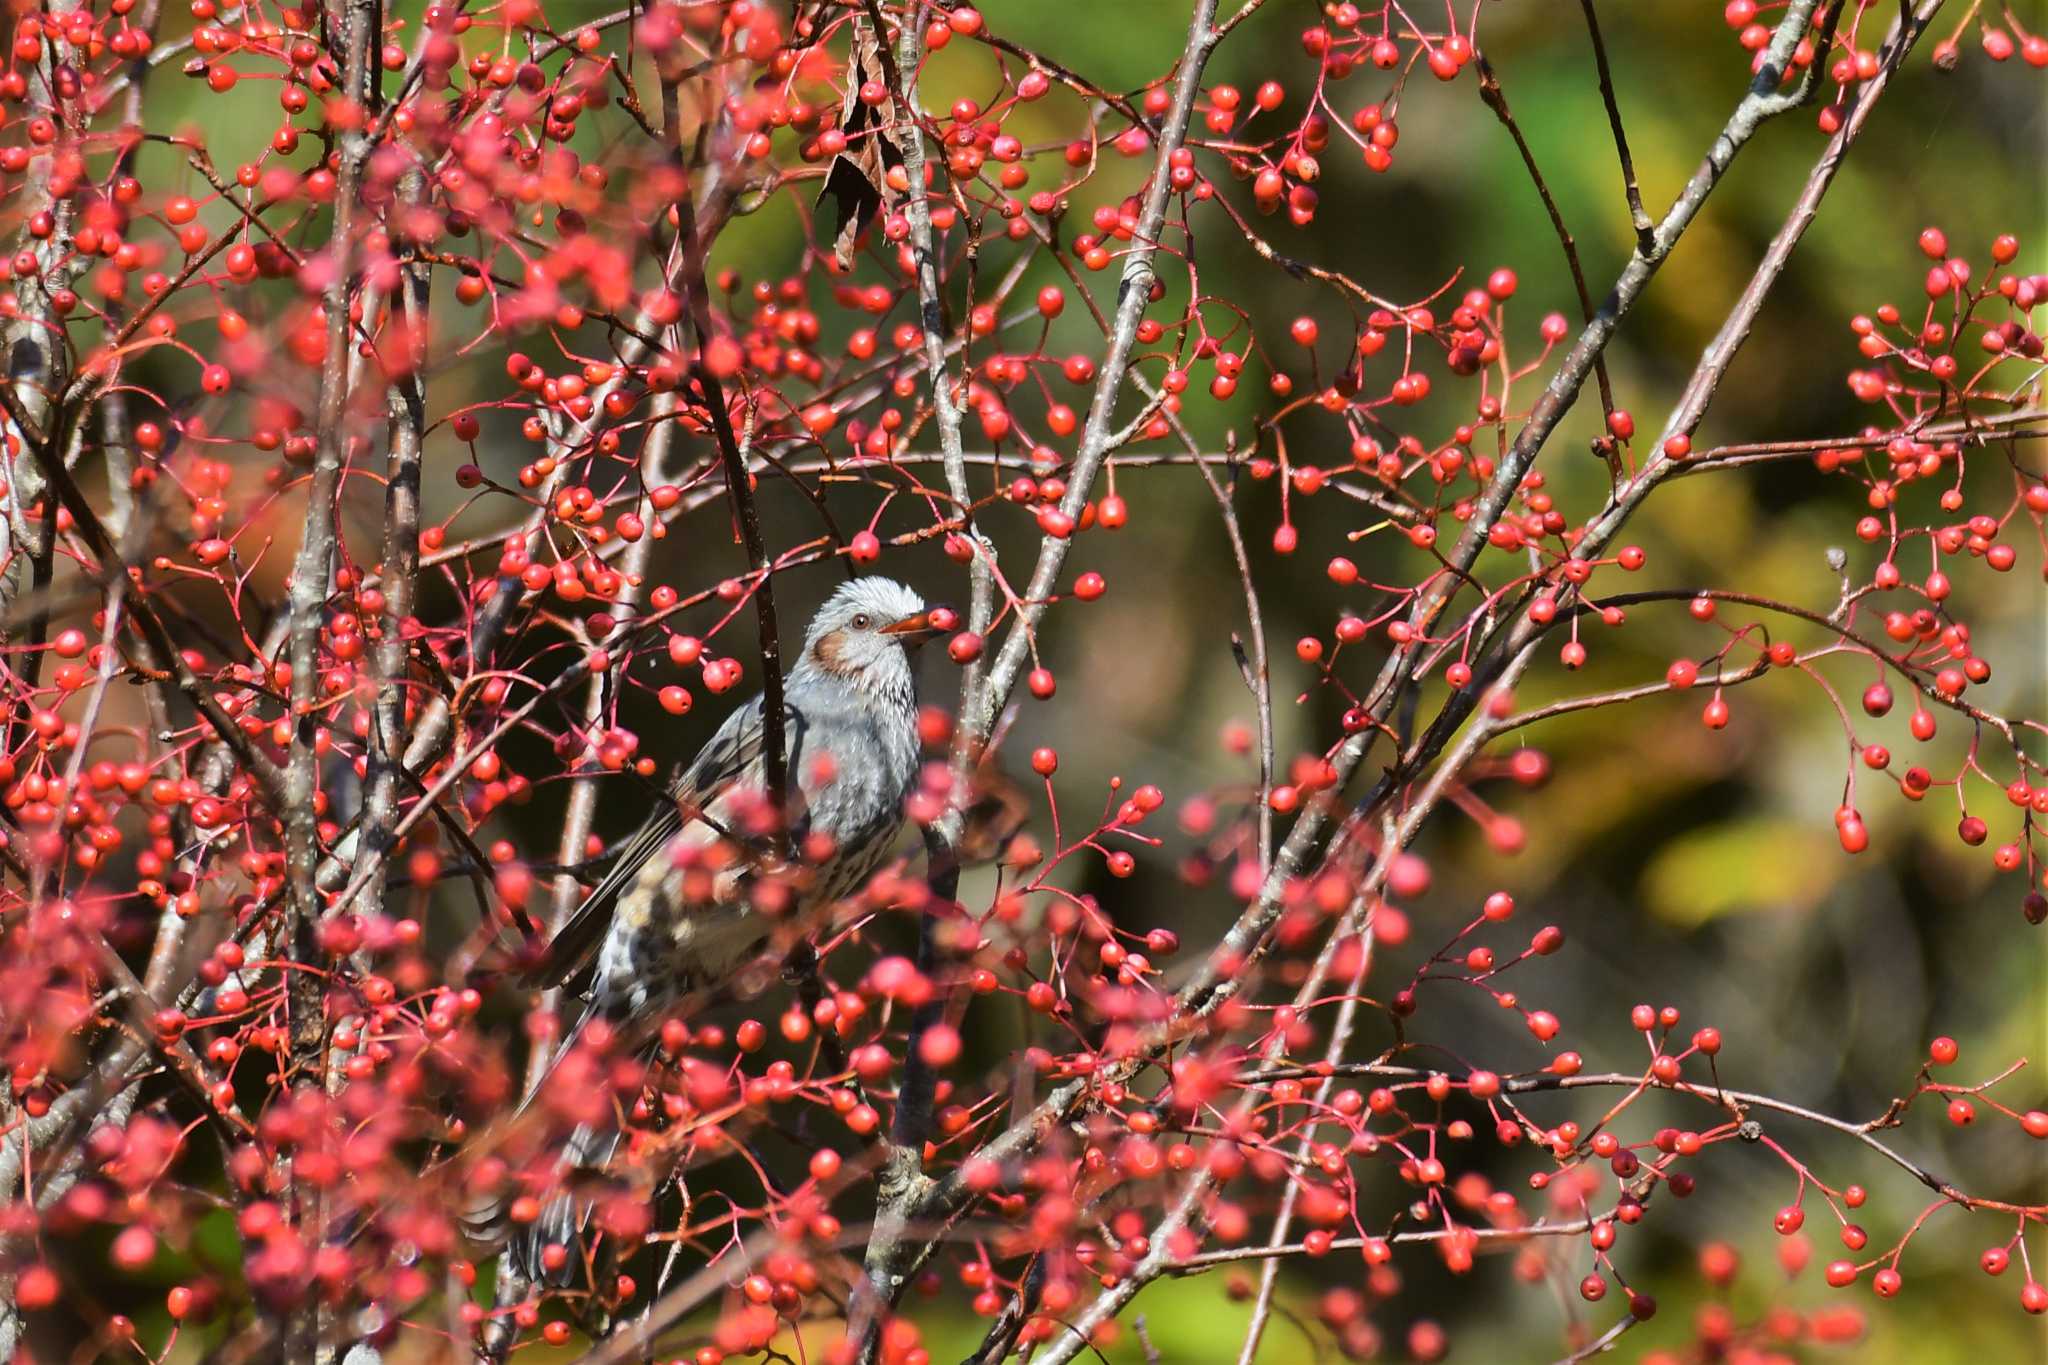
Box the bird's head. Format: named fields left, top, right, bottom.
left=792, top=577, right=944, bottom=703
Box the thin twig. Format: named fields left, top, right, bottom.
left=1472, top=53, right=1618, bottom=427
left=1579, top=0, right=1655, bottom=252
left=1552, top=1313, right=1641, bottom=1365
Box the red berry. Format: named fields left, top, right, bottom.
left=15, top=1263, right=58, bottom=1310
left=1836, top=812, right=1868, bottom=854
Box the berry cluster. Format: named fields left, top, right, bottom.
left=0, top=2, right=2037, bottom=1362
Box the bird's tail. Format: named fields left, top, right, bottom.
left=507, top=1117, right=622, bottom=1287
left=464, top=1002, right=628, bottom=1290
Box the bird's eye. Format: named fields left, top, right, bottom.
left=851, top=613, right=872, bottom=630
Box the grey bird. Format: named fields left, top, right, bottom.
left=507, top=576, right=943, bottom=1285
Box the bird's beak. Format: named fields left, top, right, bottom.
left=880, top=608, right=950, bottom=641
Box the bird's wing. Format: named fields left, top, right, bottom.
left=531, top=696, right=804, bottom=990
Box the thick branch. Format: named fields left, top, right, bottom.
left=670, top=93, right=790, bottom=833
left=966, top=0, right=1233, bottom=746
left=843, top=0, right=1235, bottom=1350
left=845, top=4, right=995, bottom=1351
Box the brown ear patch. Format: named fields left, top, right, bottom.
left=812, top=628, right=850, bottom=674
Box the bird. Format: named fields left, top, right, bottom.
left=506, top=576, right=944, bottom=1286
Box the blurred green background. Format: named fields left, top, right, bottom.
left=89, top=1, right=2046, bottom=1361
